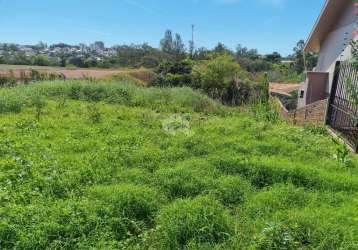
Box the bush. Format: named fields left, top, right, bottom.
left=192, top=55, right=242, bottom=100
left=154, top=196, right=234, bottom=249
left=225, top=78, right=260, bottom=105
left=152, top=60, right=193, bottom=87
left=88, top=184, right=165, bottom=224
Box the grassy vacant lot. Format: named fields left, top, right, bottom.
left=1, top=79, right=358, bottom=249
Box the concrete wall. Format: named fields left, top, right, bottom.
left=297, top=72, right=329, bottom=109
left=297, top=82, right=308, bottom=108
left=316, top=2, right=356, bottom=93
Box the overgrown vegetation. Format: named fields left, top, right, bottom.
left=352, top=40, right=358, bottom=68
left=0, top=79, right=357, bottom=249
left=148, top=34, right=317, bottom=105
left=0, top=69, right=65, bottom=87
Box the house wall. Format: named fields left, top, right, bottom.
left=315, top=2, right=356, bottom=93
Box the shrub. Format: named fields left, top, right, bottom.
left=192, top=55, right=243, bottom=100
left=88, top=184, right=165, bottom=224
left=154, top=196, right=234, bottom=249
left=151, top=60, right=193, bottom=87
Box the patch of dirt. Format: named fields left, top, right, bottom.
left=0, top=65, right=153, bottom=82
left=270, top=82, right=301, bottom=97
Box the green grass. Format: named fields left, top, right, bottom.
left=1, top=79, right=358, bottom=249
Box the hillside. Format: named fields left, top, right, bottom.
left=1, top=79, right=358, bottom=249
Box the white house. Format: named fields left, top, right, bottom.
left=297, top=0, right=356, bottom=108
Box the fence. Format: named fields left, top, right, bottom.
left=327, top=61, right=358, bottom=151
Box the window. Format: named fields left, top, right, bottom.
left=300, top=90, right=304, bottom=98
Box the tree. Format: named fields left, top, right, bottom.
left=153, top=60, right=193, bottom=87
left=67, top=56, right=85, bottom=67
left=116, top=43, right=167, bottom=68
left=236, top=44, right=259, bottom=60
left=265, top=52, right=282, bottom=63
left=292, top=40, right=317, bottom=73
left=293, top=40, right=305, bottom=73
left=192, top=47, right=212, bottom=60
left=58, top=53, right=67, bottom=67
left=235, top=45, right=270, bottom=72
left=13, top=52, right=31, bottom=65
left=32, top=55, right=50, bottom=66
left=36, top=41, right=47, bottom=50
left=193, top=55, right=242, bottom=100
left=173, top=33, right=186, bottom=60
left=213, top=43, right=232, bottom=55
left=84, top=57, right=98, bottom=68
left=160, top=30, right=174, bottom=54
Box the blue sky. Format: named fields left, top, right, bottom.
left=0, top=0, right=325, bottom=55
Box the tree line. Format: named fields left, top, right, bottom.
left=0, top=30, right=317, bottom=75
